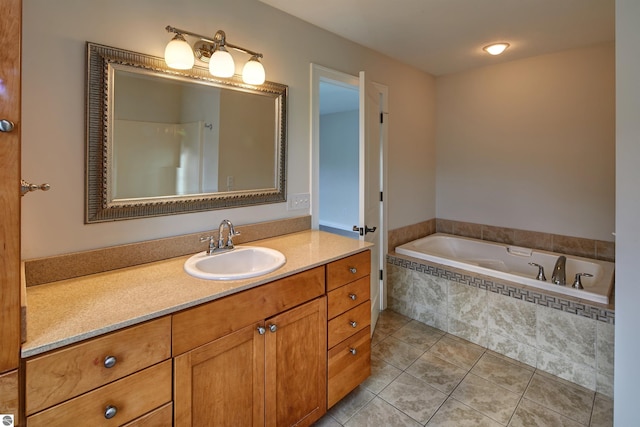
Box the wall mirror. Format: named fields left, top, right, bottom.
left=86, top=42, right=287, bottom=222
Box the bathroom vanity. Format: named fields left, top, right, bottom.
left=21, top=230, right=371, bottom=426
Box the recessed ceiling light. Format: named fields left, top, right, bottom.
left=483, top=43, right=510, bottom=56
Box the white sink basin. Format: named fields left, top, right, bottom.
left=184, top=246, right=286, bottom=280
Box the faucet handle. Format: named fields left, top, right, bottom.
left=572, top=273, right=593, bottom=289
left=528, top=262, right=547, bottom=281
left=200, top=236, right=217, bottom=254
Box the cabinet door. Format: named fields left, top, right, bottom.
left=174, top=322, right=265, bottom=427
left=0, top=370, right=19, bottom=422
left=265, top=297, right=327, bottom=427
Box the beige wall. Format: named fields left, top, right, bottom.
left=21, top=0, right=436, bottom=258
left=435, top=43, right=615, bottom=241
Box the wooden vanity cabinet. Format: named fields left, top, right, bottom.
left=172, top=267, right=327, bottom=427
left=326, top=251, right=372, bottom=408
left=21, top=251, right=372, bottom=426
left=25, top=317, right=172, bottom=426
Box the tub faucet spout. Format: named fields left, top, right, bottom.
left=551, top=256, right=567, bottom=286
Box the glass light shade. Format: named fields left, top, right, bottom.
left=164, top=35, right=195, bottom=69
left=483, top=43, right=510, bottom=56
left=242, top=57, right=266, bottom=85
left=209, top=47, right=235, bottom=78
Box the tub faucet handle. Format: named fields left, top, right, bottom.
left=528, top=262, right=547, bottom=281
left=572, top=273, right=593, bottom=290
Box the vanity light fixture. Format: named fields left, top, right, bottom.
left=164, top=25, right=266, bottom=84
left=483, top=42, right=510, bottom=56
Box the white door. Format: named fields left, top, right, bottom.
left=311, top=64, right=385, bottom=333
left=357, top=71, right=381, bottom=331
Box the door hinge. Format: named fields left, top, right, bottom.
left=380, top=191, right=383, bottom=202
left=380, top=269, right=384, bottom=280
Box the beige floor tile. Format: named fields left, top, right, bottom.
left=313, top=413, right=343, bottom=427
left=371, top=336, right=424, bottom=370
left=523, top=373, right=594, bottom=425
left=509, top=398, right=585, bottom=427
left=361, top=356, right=403, bottom=394
left=426, top=397, right=503, bottom=427
left=589, top=394, right=613, bottom=427
left=485, top=349, right=536, bottom=371
left=451, top=374, right=521, bottom=425
left=428, top=335, right=484, bottom=370
left=471, top=353, right=535, bottom=394
left=344, top=397, right=422, bottom=427
left=406, top=352, right=468, bottom=394
left=392, top=320, right=445, bottom=352
left=379, top=373, right=448, bottom=424
left=375, top=310, right=413, bottom=336
left=328, top=386, right=375, bottom=424
left=371, top=328, right=388, bottom=347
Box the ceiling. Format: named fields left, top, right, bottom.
left=258, top=0, right=615, bottom=76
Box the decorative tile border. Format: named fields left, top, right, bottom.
left=387, top=254, right=615, bottom=325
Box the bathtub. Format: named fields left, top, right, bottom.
left=395, top=233, right=615, bottom=305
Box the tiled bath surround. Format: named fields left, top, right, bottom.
left=388, top=219, right=615, bottom=262
left=386, top=255, right=615, bottom=398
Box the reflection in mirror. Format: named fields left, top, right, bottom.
left=86, top=43, right=287, bottom=222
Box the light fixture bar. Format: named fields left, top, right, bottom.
left=165, top=25, right=263, bottom=59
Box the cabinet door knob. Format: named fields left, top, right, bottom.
left=269, top=324, right=277, bottom=333
left=103, top=355, right=117, bottom=368
left=348, top=293, right=357, bottom=301
left=349, top=348, right=357, bottom=355
left=349, top=321, right=358, bottom=328
left=0, top=119, right=15, bottom=132
left=257, top=326, right=266, bottom=335
left=104, top=405, right=117, bottom=419
left=349, top=267, right=357, bottom=274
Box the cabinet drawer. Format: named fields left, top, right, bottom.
left=327, top=301, right=370, bottom=349
left=26, top=317, right=171, bottom=415
left=327, top=276, right=370, bottom=319
left=327, top=326, right=371, bottom=408
left=326, top=251, right=370, bottom=291
left=122, top=402, right=173, bottom=427
left=173, top=267, right=325, bottom=355
left=27, top=360, right=172, bottom=427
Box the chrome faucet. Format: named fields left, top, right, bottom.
left=218, top=219, right=240, bottom=251
left=551, top=256, right=567, bottom=286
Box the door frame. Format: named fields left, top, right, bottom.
left=373, top=81, right=389, bottom=311
left=0, top=0, right=22, bottom=373
left=310, top=63, right=389, bottom=311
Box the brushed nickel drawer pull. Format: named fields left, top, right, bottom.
left=349, top=348, right=357, bottom=355
left=103, top=355, right=117, bottom=368
left=348, top=293, right=357, bottom=301
left=269, top=324, right=277, bottom=333
left=349, top=267, right=357, bottom=274
left=349, top=320, right=358, bottom=328
left=257, top=326, right=266, bottom=335
left=104, top=405, right=117, bottom=419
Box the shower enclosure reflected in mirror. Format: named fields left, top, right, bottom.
left=86, top=43, right=287, bottom=222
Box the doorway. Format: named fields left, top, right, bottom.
left=311, top=64, right=388, bottom=329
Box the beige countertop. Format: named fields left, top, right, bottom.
left=22, top=230, right=371, bottom=358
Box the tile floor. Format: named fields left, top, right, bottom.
left=314, top=310, right=613, bottom=427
